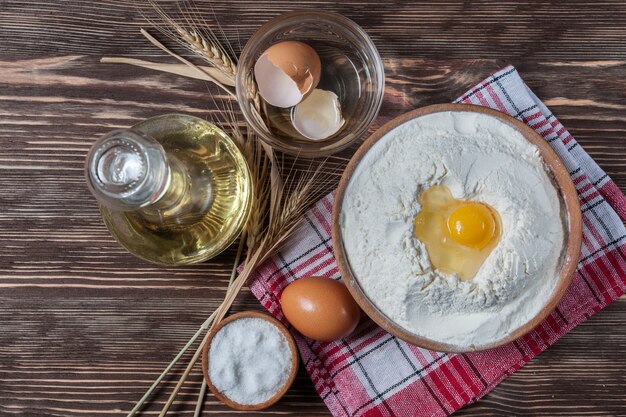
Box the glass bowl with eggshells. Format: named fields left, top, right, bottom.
left=236, top=10, right=385, bottom=157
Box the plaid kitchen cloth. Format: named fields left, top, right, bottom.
left=248, top=65, right=626, bottom=417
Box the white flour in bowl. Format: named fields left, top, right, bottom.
left=340, top=111, right=566, bottom=348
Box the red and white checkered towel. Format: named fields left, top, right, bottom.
left=248, top=66, right=626, bottom=417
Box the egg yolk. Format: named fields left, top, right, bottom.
left=413, top=186, right=501, bottom=280
left=447, top=204, right=497, bottom=250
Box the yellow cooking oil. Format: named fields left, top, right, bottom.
left=86, top=114, right=252, bottom=265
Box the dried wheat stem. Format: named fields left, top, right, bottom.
left=122, top=5, right=338, bottom=417
left=125, top=310, right=216, bottom=417
left=156, top=159, right=335, bottom=415
left=176, top=27, right=237, bottom=77
left=192, top=231, right=245, bottom=416
left=128, top=233, right=247, bottom=417
left=158, top=249, right=262, bottom=416
left=138, top=0, right=270, bottom=132
left=144, top=0, right=237, bottom=80
left=100, top=57, right=235, bottom=86
left=193, top=381, right=207, bottom=417
left=140, top=28, right=235, bottom=98
left=158, top=326, right=214, bottom=417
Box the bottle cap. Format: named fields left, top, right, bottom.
left=85, top=129, right=169, bottom=211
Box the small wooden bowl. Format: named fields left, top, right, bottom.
left=332, top=103, right=583, bottom=353
left=201, top=310, right=299, bottom=411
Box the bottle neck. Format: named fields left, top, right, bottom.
left=86, top=129, right=173, bottom=211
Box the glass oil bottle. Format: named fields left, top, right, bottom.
left=85, top=114, right=252, bottom=265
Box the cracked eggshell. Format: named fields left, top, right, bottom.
left=291, top=88, right=345, bottom=140
left=253, top=41, right=321, bottom=108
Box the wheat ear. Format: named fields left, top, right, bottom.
left=176, top=28, right=237, bottom=78
left=144, top=0, right=267, bottom=128
left=157, top=160, right=337, bottom=417
left=143, top=0, right=237, bottom=84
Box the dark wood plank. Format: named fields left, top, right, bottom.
left=2, top=1, right=626, bottom=61
left=1, top=1, right=626, bottom=416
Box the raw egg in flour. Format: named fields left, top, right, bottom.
left=413, top=185, right=502, bottom=280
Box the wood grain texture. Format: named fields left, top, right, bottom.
left=1, top=1, right=626, bottom=416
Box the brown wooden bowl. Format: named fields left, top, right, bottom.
left=201, top=310, right=299, bottom=411
left=332, top=103, right=582, bottom=353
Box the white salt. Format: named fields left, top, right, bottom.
left=208, top=317, right=293, bottom=405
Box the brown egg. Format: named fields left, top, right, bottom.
left=280, top=276, right=361, bottom=342
left=254, top=41, right=321, bottom=108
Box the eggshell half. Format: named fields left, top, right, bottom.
left=292, top=88, right=345, bottom=140
left=254, top=41, right=321, bottom=108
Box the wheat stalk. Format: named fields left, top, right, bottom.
left=143, top=0, right=237, bottom=83
left=142, top=0, right=266, bottom=130
left=116, top=3, right=341, bottom=416
left=104, top=2, right=268, bottom=130
left=154, top=106, right=337, bottom=415
left=219, top=98, right=271, bottom=254
left=155, top=96, right=340, bottom=415
left=176, top=27, right=237, bottom=78
left=99, top=57, right=235, bottom=86
left=156, top=164, right=335, bottom=416
left=171, top=20, right=266, bottom=134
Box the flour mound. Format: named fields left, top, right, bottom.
left=340, top=111, right=565, bottom=346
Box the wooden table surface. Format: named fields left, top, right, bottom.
left=2, top=1, right=626, bottom=416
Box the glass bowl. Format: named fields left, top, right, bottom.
left=236, top=10, right=385, bottom=157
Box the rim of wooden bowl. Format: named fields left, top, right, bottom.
left=331, top=103, right=582, bottom=353
left=201, top=310, right=299, bottom=411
